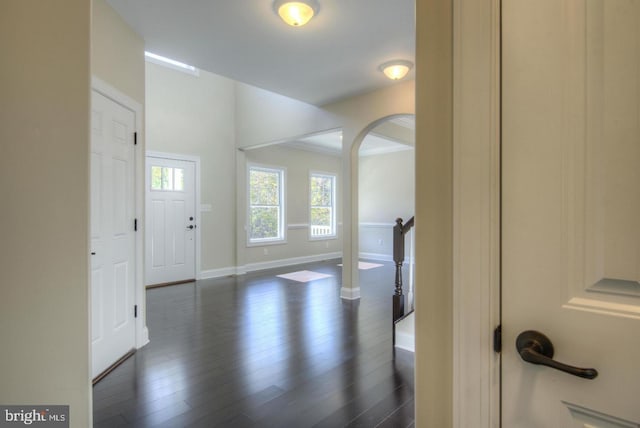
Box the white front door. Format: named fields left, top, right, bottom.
left=145, top=155, right=196, bottom=285
left=90, top=90, right=137, bottom=378
left=502, top=1, right=640, bottom=426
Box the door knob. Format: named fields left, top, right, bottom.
left=516, top=330, right=598, bottom=379
left=186, top=225, right=195, bottom=230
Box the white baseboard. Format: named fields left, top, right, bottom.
left=394, top=312, right=415, bottom=352
left=137, top=326, right=150, bottom=349
left=394, top=331, right=415, bottom=353
left=207, top=252, right=343, bottom=278
left=199, top=266, right=238, bottom=280
left=243, top=252, right=342, bottom=273
left=340, top=286, right=361, bottom=300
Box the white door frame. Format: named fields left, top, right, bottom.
left=92, top=76, right=149, bottom=349
left=146, top=151, right=202, bottom=280
left=451, top=0, right=502, bottom=426
left=416, top=0, right=500, bottom=428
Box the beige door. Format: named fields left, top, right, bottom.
left=502, top=1, right=640, bottom=426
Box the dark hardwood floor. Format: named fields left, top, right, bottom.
left=93, top=259, right=414, bottom=428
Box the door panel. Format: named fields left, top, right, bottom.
left=145, top=156, right=196, bottom=285
left=113, top=158, right=128, bottom=233
left=91, top=270, right=103, bottom=343
left=150, top=200, right=166, bottom=267
left=580, top=0, right=640, bottom=304
left=113, top=261, right=129, bottom=328
left=90, top=90, right=136, bottom=378
left=90, top=153, right=102, bottom=239
left=502, top=0, right=640, bottom=426
left=173, top=200, right=187, bottom=265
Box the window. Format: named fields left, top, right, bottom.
left=150, top=166, right=185, bottom=191
left=248, top=165, right=285, bottom=244
left=144, top=51, right=200, bottom=76
left=310, top=172, right=336, bottom=239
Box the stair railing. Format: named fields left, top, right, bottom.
left=393, top=216, right=414, bottom=325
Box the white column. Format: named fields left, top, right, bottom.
left=340, top=128, right=361, bottom=300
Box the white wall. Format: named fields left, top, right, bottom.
left=359, top=149, right=415, bottom=259
left=359, top=149, right=414, bottom=223
left=0, top=1, right=92, bottom=426
left=92, top=0, right=145, bottom=104
left=145, top=62, right=237, bottom=272
left=240, top=145, right=342, bottom=268
left=235, top=83, right=340, bottom=148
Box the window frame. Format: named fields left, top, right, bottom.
left=309, top=171, right=337, bottom=240
left=247, top=163, right=287, bottom=246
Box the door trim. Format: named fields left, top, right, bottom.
left=92, top=76, right=149, bottom=350
left=146, top=151, right=202, bottom=280
left=452, top=0, right=501, bottom=426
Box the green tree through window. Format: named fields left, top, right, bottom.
left=310, top=173, right=336, bottom=238
left=249, top=166, right=284, bottom=242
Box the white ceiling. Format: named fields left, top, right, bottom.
left=299, top=131, right=413, bottom=157
left=106, top=0, right=415, bottom=106
left=281, top=116, right=415, bottom=156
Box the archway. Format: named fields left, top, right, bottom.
left=344, top=114, right=415, bottom=312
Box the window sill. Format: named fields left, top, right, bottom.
left=246, top=238, right=287, bottom=247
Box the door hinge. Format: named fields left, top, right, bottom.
left=134, top=305, right=138, bottom=318
left=134, top=218, right=138, bottom=231
left=134, top=132, right=138, bottom=145
left=493, top=325, right=502, bottom=353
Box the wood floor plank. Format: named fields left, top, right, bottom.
left=375, top=397, right=415, bottom=428
left=92, top=259, right=415, bottom=427
left=346, top=384, right=413, bottom=427
left=93, top=414, right=128, bottom=428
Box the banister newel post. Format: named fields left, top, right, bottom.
left=393, top=217, right=405, bottom=324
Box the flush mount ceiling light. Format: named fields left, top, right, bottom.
left=274, top=0, right=319, bottom=27
left=379, top=60, right=414, bottom=81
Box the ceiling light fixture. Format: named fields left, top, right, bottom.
left=379, top=60, right=414, bottom=81
left=274, top=0, right=319, bottom=27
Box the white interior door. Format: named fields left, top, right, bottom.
left=90, top=91, right=137, bottom=378
left=502, top=1, right=640, bottom=426
left=145, top=156, right=196, bottom=285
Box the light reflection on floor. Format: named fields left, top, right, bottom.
left=238, top=273, right=346, bottom=394
left=241, top=281, right=289, bottom=394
